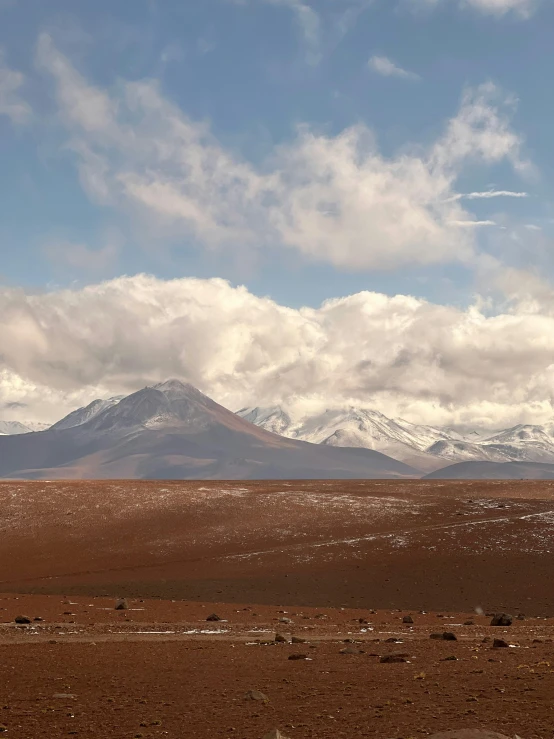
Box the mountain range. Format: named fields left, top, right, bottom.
left=237, top=406, right=554, bottom=472
left=0, top=380, right=416, bottom=480
left=3, top=384, right=554, bottom=479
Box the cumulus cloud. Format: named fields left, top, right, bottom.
left=1, top=275, right=554, bottom=429
left=36, top=35, right=528, bottom=273
left=368, top=55, right=420, bottom=80
left=0, top=48, right=31, bottom=124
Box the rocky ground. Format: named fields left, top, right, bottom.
left=0, top=594, right=552, bottom=738
left=1, top=480, right=554, bottom=738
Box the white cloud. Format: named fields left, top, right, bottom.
left=368, top=55, right=419, bottom=80
left=463, top=0, right=535, bottom=15
left=418, top=0, right=536, bottom=16
left=0, top=48, right=31, bottom=124
left=449, top=219, right=497, bottom=227
left=2, top=275, right=554, bottom=429
left=36, top=36, right=528, bottom=272
left=459, top=189, right=529, bottom=200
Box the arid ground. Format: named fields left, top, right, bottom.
left=1, top=480, right=554, bottom=738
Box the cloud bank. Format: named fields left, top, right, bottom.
left=1, top=274, right=554, bottom=429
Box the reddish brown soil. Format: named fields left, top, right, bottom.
left=1, top=594, right=553, bottom=739
left=2, top=480, right=554, bottom=738
left=1, top=480, right=554, bottom=613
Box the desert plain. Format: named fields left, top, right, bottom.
left=1, top=479, right=554, bottom=739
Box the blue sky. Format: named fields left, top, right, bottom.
left=1, top=0, right=553, bottom=306
left=2, top=0, right=554, bottom=426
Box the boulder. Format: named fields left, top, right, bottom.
left=403, top=615, right=414, bottom=624
left=493, top=638, right=509, bottom=648
left=14, top=615, right=31, bottom=624
left=274, top=633, right=287, bottom=643
left=115, top=598, right=128, bottom=611
left=206, top=613, right=222, bottom=622
left=490, top=613, right=513, bottom=626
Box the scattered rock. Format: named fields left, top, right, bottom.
left=493, top=638, right=509, bottom=648
left=33, top=617, right=43, bottom=622
left=278, top=617, right=292, bottom=624
left=443, top=655, right=458, bottom=661
left=385, top=637, right=402, bottom=643
left=516, top=613, right=525, bottom=621
left=380, top=652, right=408, bottom=663
left=464, top=620, right=474, bottom=626
left=403, top=615, right=414, bottom=624
left=206, top=613, right=221, bottom=622
left=490, top=613, right=513, bottom=626
left=115, top=598, right=128, bottom=611
left=291, top=636, right=306, bottom=644
left=244, top=690, right=268, bottom=702
left=288, top=653, right=308, bottom=660
left=14, top=615, right=31, bottom=624
left=274, top=633, right=287, bottom=643
left=430, top=632, right=457, bottom=641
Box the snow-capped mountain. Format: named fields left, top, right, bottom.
left=0, top=380, right=418, bottom=480
left=50, top=396, right=125, bottom=430
left=237, top=406, right=554, bottom=471
left=0, top=420, right=40, bottom=435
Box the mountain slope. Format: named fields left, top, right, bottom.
left=50, top=396, right=125, bottom=431
left=0, top=380, right=418, bottom=480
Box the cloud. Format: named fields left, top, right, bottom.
left=36, top=36, right=528, bottom=272
left=449, top=219, right=497, bottom=227
left=2, top=274, right=554, bottom=429
left=0, top=48, right=31, bottom=124
left=418, top=0, right=537, bottom=16
left=368, top=55, right=420, bottom=80
left=458, top=189, right=529, bottom=200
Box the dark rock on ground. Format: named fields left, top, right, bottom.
left=380, top=652, right=408, bottom=663
left=115, top=598, right=128, bottom=610
left=288, top=653, right=308, bottom=660
left=14, top=615, right=31, bottom=624
left=206, top=613, right=222, bottom=622
left=274, top=633, right=287, bottom=643
left=493, top=638, right=509, bottom=648
left=430, top=632, right=457, bottom=640
left=490, top=613, right=513, bottom=626
left=403, top=615, right=414, bottom=624
left=291, top=636, right=306, bottom=644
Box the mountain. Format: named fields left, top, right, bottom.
left=237, top=406, right=463, bottom=472
left=424, top=460, right=554, bottom=480
left=237, top=406, right=554, bottom=471
left=0, top=420, right=37, bottom=435
left=50, top=396, right=125, bottom=430
left=0, top=380, right=418, bottom=480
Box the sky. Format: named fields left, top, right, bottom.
left=1, top=0, right=554, bottom=429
